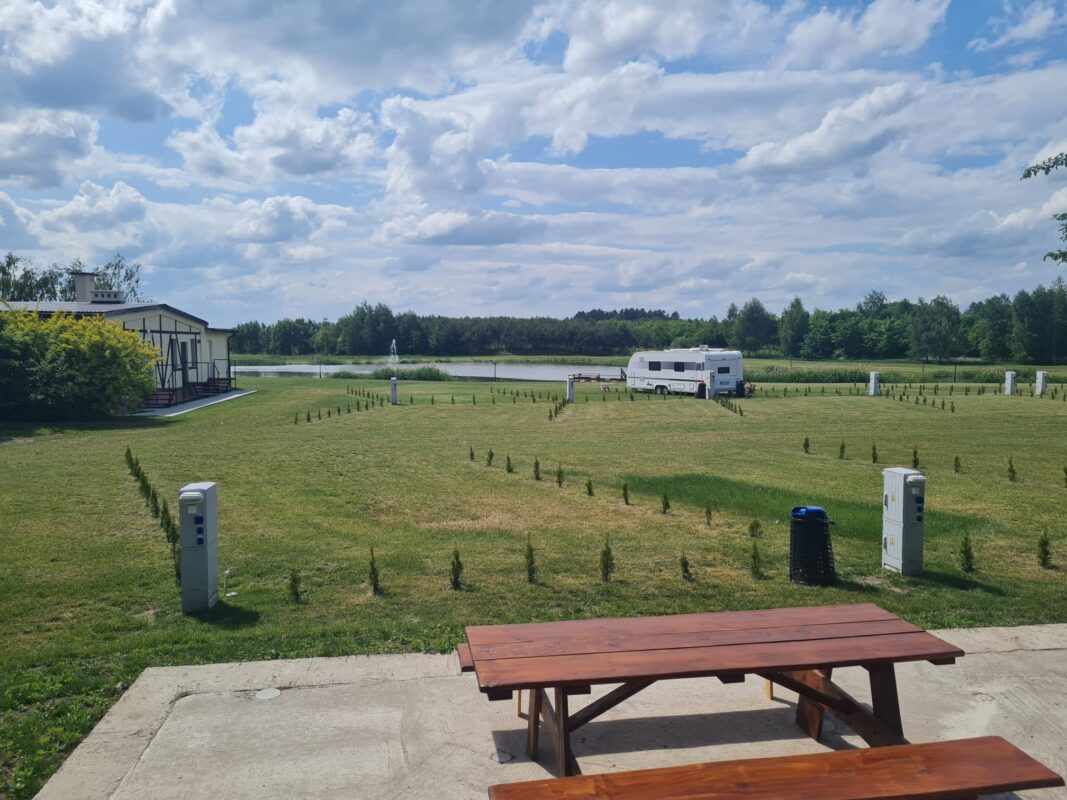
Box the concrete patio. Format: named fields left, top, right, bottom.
left=37, top=624, right=1067, bottom=800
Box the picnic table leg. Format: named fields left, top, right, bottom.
left=867, top=664, right=903, bottom=738
left=794, top=668, right=831, bottom=741
left=554, top=687, right=575, bottom=777
left=527, top=689, right=542, bottom=760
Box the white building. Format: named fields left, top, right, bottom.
left=4, top=272, right=234, bottom=408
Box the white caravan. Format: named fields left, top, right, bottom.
left=625, top=347, right=744, bottom=397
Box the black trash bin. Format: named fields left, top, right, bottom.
left=790, top=506, right=837, bottom=586
left=735, top=379, right=746, bottom=398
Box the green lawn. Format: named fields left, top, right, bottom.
left=2, top=376, right=1066, bottom=797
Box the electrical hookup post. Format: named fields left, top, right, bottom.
left=179, top=482, right=218, bottom=613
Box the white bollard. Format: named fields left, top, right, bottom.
left=1036, top=371, right=1048, bottom=396
left=1004, top=371, right=1017, bottom=396
left=566, top=376, right=574, bottom=403
left=869, top=371, right=880, bottom=396
left=390, top=376, right=398, bottom=405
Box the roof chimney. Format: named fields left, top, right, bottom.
left=72, top=272, right=95, bottom=303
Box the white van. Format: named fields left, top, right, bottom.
left=625, top=347, right=744, bottom=397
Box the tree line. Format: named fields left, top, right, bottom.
left=232, top=281, right=1067, bottom=364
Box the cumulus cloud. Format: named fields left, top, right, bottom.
left=226, top=196, right=323, bottom=244
left=738, top=83, right=916, bottom=174
left=37, top=180, right=146, bottom=232
left=0, top=110, right=96, bottom=188
left=782, top=0, right=949, bottom=68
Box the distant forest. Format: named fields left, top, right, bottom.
left=232, top=279, right=1067, bottom=364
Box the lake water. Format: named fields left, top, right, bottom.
left=234, top=361, right=626, bottom=382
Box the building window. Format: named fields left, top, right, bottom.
left=648, top=361, right=661, bottom=371
left=190, top=340, right=197, bottom=366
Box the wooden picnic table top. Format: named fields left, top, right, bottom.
left=465, top=603, right=962, bottom=693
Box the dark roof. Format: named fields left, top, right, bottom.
left=2, top=301, right=211, bottom=328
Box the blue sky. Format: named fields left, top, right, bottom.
left=1, top=0, right=1065, bottom=326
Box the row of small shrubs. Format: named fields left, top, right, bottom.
left=802, top=436, right=1067, bottom=485
left=284, top=521, right=1054, bottom=601
left=124, top=447, right=180, bottom=583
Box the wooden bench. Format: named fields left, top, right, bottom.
left=487, top=736, right=1064, bottom=799
left=462, top=604, right=962, bottom=776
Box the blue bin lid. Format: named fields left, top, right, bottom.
left=791, top=505, right=828, bottom=520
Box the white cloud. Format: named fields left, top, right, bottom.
left=226, top=196, right=324, bottom=244
left=738, top=82, right=916, bottom=173
left=783, top=0, right=949, bottom=68
left=37, top=180, right=146, bottom=232
left=969, top=1, right=1066, bottom=52
left=0, top=110, right=96, bottom=188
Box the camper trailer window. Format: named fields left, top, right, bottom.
left=673, top=362, right=685, bottom=372
left=717, top=366, right=730, bottom=374
left=648, top=361, right=661, bottom=371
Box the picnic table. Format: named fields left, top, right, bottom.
left=460, top=603, right=963, bottom=777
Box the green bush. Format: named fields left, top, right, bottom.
left=0, top=309, right=157, bottom=419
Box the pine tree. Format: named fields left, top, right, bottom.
left=661, top=493, right=670, bottom=514
left=705, top=505, right=712, bottom=526
left=506, top=454, right=513, bottom=473
left=803, top=436, right=810, bottom=454
left=749, top=542, right=763, bottom=579
left=534, top=457, right=541, bottom=481
left=839, top=441, right=846, bottom=460
left=469, top=446, right=475, bottom=461
left=623, top=481, right=630, bottom=505
left=556, top=464, right=564, bottom=487
left=586, top=478, right=594, bottom=496
left=680, top=553, right=692, bottom=581
left=912, top=446, right=919, bottom=469
left=954, top=456, right=961, bottom=474
left=871, top=443, right=878, bottom=463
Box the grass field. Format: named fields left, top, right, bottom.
left=2, top=376, right=1066, bottom=797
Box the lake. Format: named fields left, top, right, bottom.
left=234, top=361, right=626, bottom=382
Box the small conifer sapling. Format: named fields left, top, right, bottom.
left=525, top=536, right=536, bottom=584
left=680, top=553, right=692, bottom=581
left=622, top=481, right=630, bottom=505
left=369, top=548, right=381, bottom=595
left=600, top=537, right=615, bottom=582
left=661, top=493, right=670, bottom=514
left=959, top=532, right=975, bottom=573
left=1038, top=532, right=1051, bottom=569
left=586, top=478, right=594, bottom=496
left=449, top=547, right=463, bottom=590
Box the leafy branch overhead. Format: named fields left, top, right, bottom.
left=1021, top=152, right=1067, bottom=265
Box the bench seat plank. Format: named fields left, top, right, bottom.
left=487, top=737, right=1064, bottom=799
left=470, top=619, right=920, bottom=662
left=457, top=643, right=475, bottom=672
left=468, top=604, right=896, bottom=646
left=475, top=631, right=962, bottom=691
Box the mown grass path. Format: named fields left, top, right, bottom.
left=1, top=377, right=1065, bottom=797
